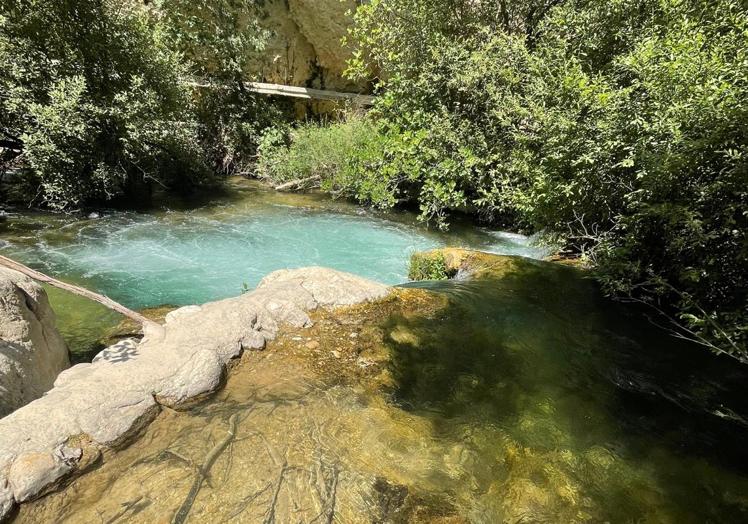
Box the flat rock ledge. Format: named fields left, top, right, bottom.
left=0, top=267, right=389, bottom=520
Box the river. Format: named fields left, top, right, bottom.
left=0, top=178, right=545, bottom=360
left=3, top=179, right=748, bottom=522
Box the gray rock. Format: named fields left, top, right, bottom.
left=0, top=267, right=69, bottom=418
left=7, top=451, right=71, bottom=502
left=0, top=267, right=390, bottom=520
left=156, top=349, right=225, bottom=407
left=165, top=305, right=201, bottom=324
left=257, top=266, right=391, bottom=307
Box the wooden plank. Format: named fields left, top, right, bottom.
left=187, top=81, right=375, bottom=106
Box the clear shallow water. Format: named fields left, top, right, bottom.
left=15, top=258, right=748, bottom=523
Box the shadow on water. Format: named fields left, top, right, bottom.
left=390, top=258, right=748, bottom=522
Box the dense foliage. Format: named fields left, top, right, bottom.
left=257, top=115, right=393, bottom=198
left=0, top=0, right=211, bottom=209
left=0, top=0, right=280, bottom=209
left=261, top=0, right=747, bottom=359
left=156, top=0, right=282, bottom=173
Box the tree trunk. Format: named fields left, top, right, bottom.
left=0, top=254, right=156, bottom=327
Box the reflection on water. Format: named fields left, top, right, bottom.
left=16, top=258, right=748, bottom=523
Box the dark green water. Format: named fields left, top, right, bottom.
left=394, top=261, right=748, bottom=521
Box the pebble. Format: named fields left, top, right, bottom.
left=357, top=358, right=374, bottom=368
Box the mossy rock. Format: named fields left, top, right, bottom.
left=409, top=248, right=523, bottom=281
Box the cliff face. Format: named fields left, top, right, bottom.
left=256, top=0, right=364, bottom=92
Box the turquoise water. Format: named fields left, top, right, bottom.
left=0, top=180, right=545, bottom=310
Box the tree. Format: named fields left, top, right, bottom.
left=157, top=0, right=283, bottom=173
left=0, top=0, right=212, bottom=209
left=338, top=0, right=748, bottom=358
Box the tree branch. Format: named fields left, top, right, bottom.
left=0, top=254, right=156, bottom=327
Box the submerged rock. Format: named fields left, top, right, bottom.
left=0, top=266, right=389, bottom=520
left=0, top=267, right=69, bottom=418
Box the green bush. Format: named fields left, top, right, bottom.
left=408, top=252, right=450, bottom=281
left=257, top=115, right=398, bottom=206
left=0, top=0, right=212, bottom=209
left=0, top=0, right=283, bottom=208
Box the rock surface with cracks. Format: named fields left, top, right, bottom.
left=0, top=267, right=390, bottom=521
left=0, top=267, right=69, bottom=419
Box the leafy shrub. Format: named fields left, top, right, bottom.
left=408, top=252, right=450, bottom=281
left=257, top=115, right=398, bottom=206
left=344, top=0, right=748, bottom=358
left=0, top=0, right=211, bottom=209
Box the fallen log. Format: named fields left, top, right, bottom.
left=274, top=174, right=321, bottom=191
left=0, top=254, right=154, bottom=326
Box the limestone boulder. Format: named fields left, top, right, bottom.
left=288, top=0, right=357, bottom=82
left=258, top=266, right=391, bottom=307
left=7, top=451, right=71, bottom=503
left=0, top=268, right=69, bottom=418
